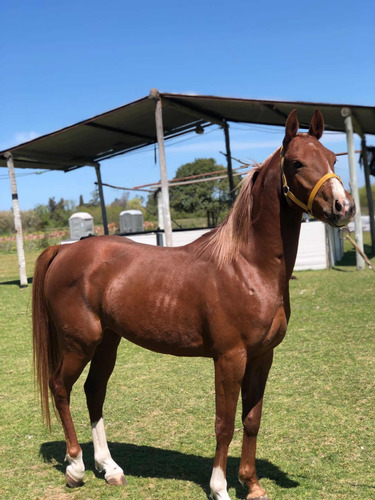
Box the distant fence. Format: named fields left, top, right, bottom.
left=124, top=222, right=342, bottom=271
left=348, top=215, right=373, bottom=232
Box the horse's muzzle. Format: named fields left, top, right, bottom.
left=324, top=194, right=356, bottom=227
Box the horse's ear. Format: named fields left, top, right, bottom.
left=283, top=109, right=299, bottom=148
left=308, top=109, right=324, bottom=140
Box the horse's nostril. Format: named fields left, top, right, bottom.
left=335, top=200, right=342, bottom=213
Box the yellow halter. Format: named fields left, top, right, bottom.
left=280, top=146, right=342, bottom=215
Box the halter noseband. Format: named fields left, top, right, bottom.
left=280, top=146, right=342, bottom=215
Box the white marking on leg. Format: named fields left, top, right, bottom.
left=65, top=450, right=85, bottom=483
left=210, top=466, right=231, bottom=500
left=92, top=418, right=124, bottom=482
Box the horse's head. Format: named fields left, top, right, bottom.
left=281, top=109, right=355, bottom=227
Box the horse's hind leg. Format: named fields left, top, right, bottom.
left=84, top=329, right=126, bottom=486
left=50, top=347, right=95, bottom=487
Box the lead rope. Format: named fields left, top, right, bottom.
left=339, top=227, right=375, bottom=273
left=280, top=146, right=343, bottom=215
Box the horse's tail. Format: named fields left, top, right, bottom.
left=32, top=245, right=61, bottom=429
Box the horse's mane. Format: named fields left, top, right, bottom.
left=192, top=163, right=263, bottom=267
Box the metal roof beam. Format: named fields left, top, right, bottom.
left=85, top=122, right=155, bottom=141
left=4, top=151, right=99, bottom=169
left=93, top=123, right=207, bottom=163
left=163, top=96, right=225, bottom=127
left=261, top=103, right=289, bottom=121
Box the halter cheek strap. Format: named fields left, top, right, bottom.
left=280, top=147, right=343, bottom=215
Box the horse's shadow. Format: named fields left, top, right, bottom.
left=40, top=441, right=299, bottom=498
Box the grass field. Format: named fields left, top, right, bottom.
left=0, top=241, right=374, bottom=500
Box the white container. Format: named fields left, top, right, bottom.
left=119, top=210, right=144, bottom=233
left=69, top=212, right=94, bottom=240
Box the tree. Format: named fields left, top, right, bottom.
left=34, top=197, right=75, bottom=229
left=168, top=158, right=237, bottom=225
left=110, top=192, right=129, bottom=208
left=358, top=183, right=375, bottom=214
left=127, top=196, right=145, bottom=213
left=88, top=188, right=101, bottom=207
left=145, top=190, right=159, bottom=219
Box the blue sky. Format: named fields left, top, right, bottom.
left=0, top=0, right=374, bottom=211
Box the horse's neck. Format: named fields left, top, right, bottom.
left=192, top=152, right=302, bottom=280
left=247, top=152, right=302, bottom=279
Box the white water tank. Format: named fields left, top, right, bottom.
left=119, top=210, right=144, bottom=233
left=69, top=212, right=94, bottom=240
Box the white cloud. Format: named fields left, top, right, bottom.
left=0, top=131, right=40, bottom=151
left=170, top=90, right=200, bottom=96
left=14, top=131, right=39, bottom=145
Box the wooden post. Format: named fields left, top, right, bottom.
left=5, top=152, right=28, bottom=287
left=149, top=89, right=173, bottom=247
left=156, top=189, right=164, bottom=246
left=223, top=122, right=235, bottom=203
left=156, top=189, right=164, bottom=229
left=341, top=108, right=365, bottom=269
left=94, top=164, right=109, bottom=235
left=361, top=138, right=375, bottom=254
left=346, top=112, right=375, bottom=255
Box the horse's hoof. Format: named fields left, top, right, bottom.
left=106, top=473, right=127, bottom=486
left=66, top=471, right=83, bottom=488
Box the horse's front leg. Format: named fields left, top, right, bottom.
left=239, top=350, right=273, bottom=500
left=210, top=349, right=247, bottom=500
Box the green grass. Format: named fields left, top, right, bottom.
left=0, top=246, right=374, bottom=500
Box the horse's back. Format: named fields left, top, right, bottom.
left=41, top=236, right=210, bottom=355
left=45, top=235, right=157, bottom=280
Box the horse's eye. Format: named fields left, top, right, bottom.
left=292, top=160, right=303, bottom=170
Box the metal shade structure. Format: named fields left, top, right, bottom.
left=1, top=92, right=375, bottom=172
left=1, top=90, right=375, bottom=285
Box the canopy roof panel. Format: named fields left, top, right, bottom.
left=1, top=92, right=374, bottom=171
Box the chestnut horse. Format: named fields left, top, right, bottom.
left=32, top=110, right=354, bottom=500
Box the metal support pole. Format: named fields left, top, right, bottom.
left=156, top=231, right=164, bottom=247
left=361, top=137, right=375, bottom=254
left=5, top=152, right=28, bottom=287
left=94, top=163, right=109, bottom=235
left=341, top=108, right=365, bottom=269
left=223, top=122, right=235, bottom=203
left=149, top=89, right=173, bottom=247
